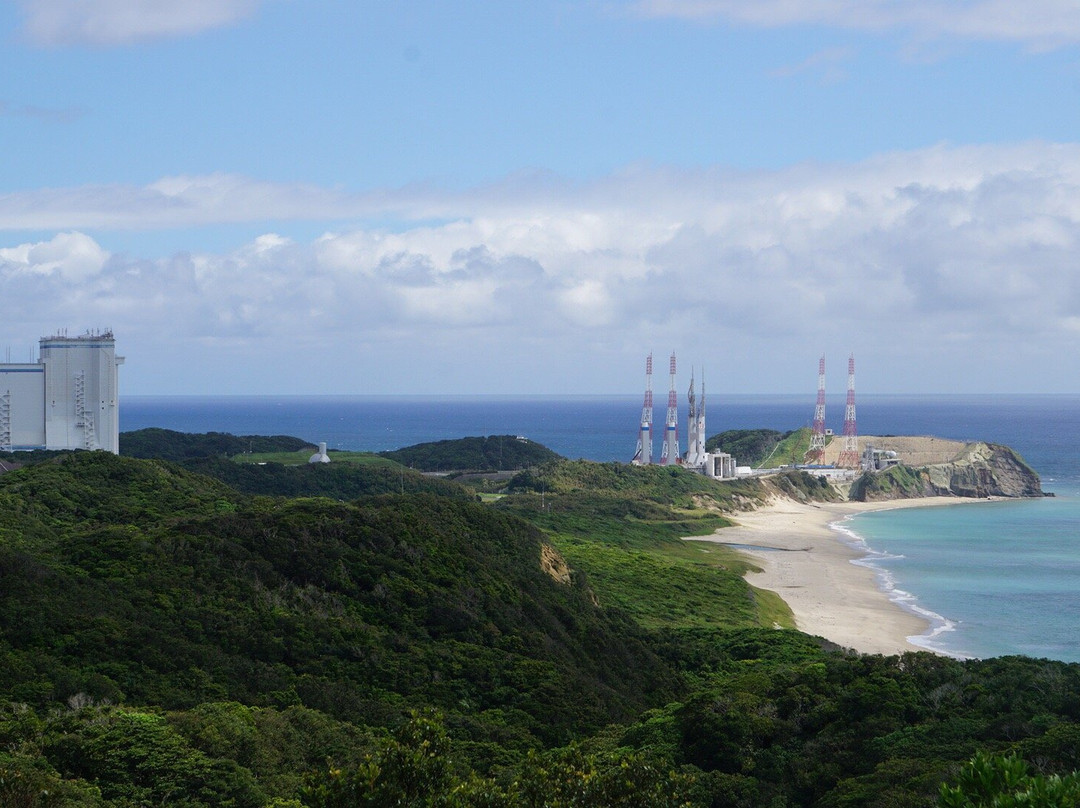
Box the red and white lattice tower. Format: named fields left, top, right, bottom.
left=837, top=354, right=860, bottom=468
left=805, top=354, right=827, bottom=465
left=631, top=353, right=654, bottom=465
left=659, top=352, right=681, bottom=465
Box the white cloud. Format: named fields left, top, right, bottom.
left=5, top=142, right=1080, bottom=392
left=769, top=46, right=855, bottom=82
left=19, top=0, right=263, bottom=47
left=0, top=231, right=109, bottom=281
left=0, top=173, right=411, bottom=231
left=631, top=0, right=1080, bottom=48
left=559, top=280, right=615, bottom=327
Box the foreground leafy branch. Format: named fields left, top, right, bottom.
left=939, top=752, right=1080, bottom=808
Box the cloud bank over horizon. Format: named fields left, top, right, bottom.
left=3, top=142, right=1079, bottom=394
left=19, top=0, right=1080, bottom=50
left=17, top=0, right=264, bottom=46
left=632, top=0, right=1080, bottom=48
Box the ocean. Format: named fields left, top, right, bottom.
left=123, top=393, right=1080, bottom=662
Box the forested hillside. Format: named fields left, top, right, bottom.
left=1, top=444, right=1078, bottom=806
left=379, top=434, right=562, bottom=471
left=121, top=428, right=309, bottom=461
left=0, top=453, right=677, bottom=724
left=179, top=455, right=472, bottom=500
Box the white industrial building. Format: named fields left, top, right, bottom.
left=702, top=451, right=738, bottom=480
left=0, top=331, right=123, bottom=453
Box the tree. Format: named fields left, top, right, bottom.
left=938, top=752, right=1080, bottom=807
left=302, top=712, right=459, bottom=807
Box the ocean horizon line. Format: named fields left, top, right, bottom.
left=122, top=392, right=1080, bottom=401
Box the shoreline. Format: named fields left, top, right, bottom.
left=691, top=496, right=978, bottom=656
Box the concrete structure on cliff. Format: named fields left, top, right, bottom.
left=0, top=331, right=124, bottom=453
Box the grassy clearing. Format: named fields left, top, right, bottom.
left=232, top=449, right=399, bottom=466
left=765, top=427, right=815, bottom=466
left=498, top=462, right=797, bottom=632
left=682, top=540, right=794, bottom=628
left=507, top=497, right=733, bottom=549
left=551, top=532, right=795, bottom=631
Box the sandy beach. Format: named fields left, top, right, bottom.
left=692, top=496, right=971, bottom=655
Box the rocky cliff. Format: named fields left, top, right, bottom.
left=850, top=442, right=1042, bottom=501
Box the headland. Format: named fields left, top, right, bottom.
left=694, top=434, right=1045, bottom=656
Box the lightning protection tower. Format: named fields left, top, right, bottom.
left=659, top=352, right=681, bottom=465
left=837, top=354, right=860, bottom=468
left=631, top=353, right=654, bottom=465
left=805, top=354, right=827, bottom=465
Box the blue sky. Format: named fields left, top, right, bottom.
left=3, top=0, right=1080, bottom=395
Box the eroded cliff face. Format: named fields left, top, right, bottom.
left=851, top=442, right=1042, bottom=501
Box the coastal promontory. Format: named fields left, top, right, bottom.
left=845, top=437, right=1043, bottom=500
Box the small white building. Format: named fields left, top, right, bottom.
left=0, top=331, right=123, bottom=453
left=702, top=451, right=737, bottom=479
left=861, top=445, right=900, bottom=472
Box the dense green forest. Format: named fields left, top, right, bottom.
left=179, top=455, right=472, bottom=501
left=379, top=434, right=562, bottom=472
left=120, top=429, right=471, bottom=500
left=1, top=437, right=1077, bottom=806
left=121, top=428, right=309, bottom=462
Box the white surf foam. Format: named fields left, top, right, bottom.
left=830, top=514, right=969, bottom=659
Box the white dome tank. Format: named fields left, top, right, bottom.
left=309, top=441, right=331, bottom=463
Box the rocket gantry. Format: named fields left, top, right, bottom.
left=630, top=351, right=859, bottom=477
left=659, top=353, right=680, bottom=466
left=634, top=351, right=684, bottom=467
left=684, top=369, right=706, bottom=469
left=631, top=353, right=654, bottom=466
left=632, top=352, right=727, bottom=476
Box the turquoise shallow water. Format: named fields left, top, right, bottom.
left=844, top=495, right=1080, bottom=661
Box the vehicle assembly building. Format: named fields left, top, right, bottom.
left=0, top=331, right=123, bottom=454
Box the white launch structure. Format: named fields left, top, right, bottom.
left=684, top=369, right=706, bottom=469
left=631, top=353, right=654, bottom=466
left=0, top=330, right=124, bottom=454
left=630, top=352, right=737, bottom=478
left=659, top=352, right=680, bottom=466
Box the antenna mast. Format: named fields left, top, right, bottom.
left=806, top=354, right=827, bottom=465
left=659, top=352, right=681, bottom=465
left=837, top=353, right=860, bottom=468
left=631, top=353, right=654, bottom=465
